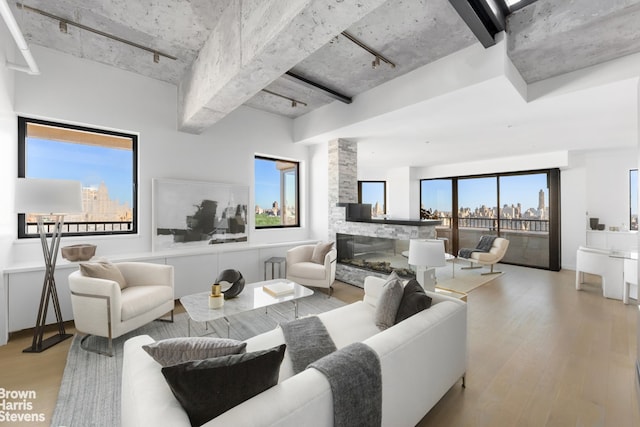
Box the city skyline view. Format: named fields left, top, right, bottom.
left=26, top=137, right=134, bottom=206
left=421, top=174, right=549, bottom=216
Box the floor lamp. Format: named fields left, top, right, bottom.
left=408, top=239, right=446, bottom=292
left=15, top=178, right=83, bottom=353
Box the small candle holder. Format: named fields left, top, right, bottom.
left=209, top=283, right=224, bottom=309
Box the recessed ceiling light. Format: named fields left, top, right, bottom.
left=504, top=0, right=522, bottom=6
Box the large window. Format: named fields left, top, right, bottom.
left=358, top=181, right=386, bottom=216
left=18, top=117, right=137, bottom=238
left=420, top=169, right=560, bottom=270
left=254, top=156, right=299, bottom=228
left=631, top=169, right=638, bottom=231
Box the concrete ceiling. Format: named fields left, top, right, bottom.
left=6, top=0, right=640, bottom=169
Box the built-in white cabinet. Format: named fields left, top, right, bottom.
left=219, top=249, right=260, bottom=284
left=586, top=230, right=638, bottom=251
left=1, top=241, right=314, bottom=345
left=7, top=265, right=77, bottom=332
left=167, top=253, right=218, bottom=298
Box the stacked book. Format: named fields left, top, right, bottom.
left=263, top=281, right=295, bottom=297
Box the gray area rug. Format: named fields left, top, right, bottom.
left=51, top=292, right=346, bottom=427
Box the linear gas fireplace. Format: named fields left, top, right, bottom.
left=336, top=233, right=414, bottom=278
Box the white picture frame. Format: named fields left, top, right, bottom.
left=152, top=178, right=249, bottom=252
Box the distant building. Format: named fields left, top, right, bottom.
left=65, top=182, right=131, bottom=223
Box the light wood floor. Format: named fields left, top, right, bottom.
left=0, top=267, right=638, bottom=426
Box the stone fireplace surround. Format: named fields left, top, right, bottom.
left=327, top=138, right=441, bottom=287
left=331, top=204, right=440, bottom=287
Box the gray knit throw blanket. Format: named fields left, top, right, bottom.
left=459, top=235, right=497, bottom=259
left=309, top=342, right=382, bottom=427
left=281, top=315, right=337, bottom=374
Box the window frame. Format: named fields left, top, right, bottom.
left=358, top=180, right=387, bottom=215
left=254, top=155, right=300, bottom=229
left=17, top=116, right=138, bottom=238
left=631, top=169, right=638, bottom=231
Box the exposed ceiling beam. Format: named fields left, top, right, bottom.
left=284, top=71, right=352, bottom=104
left=448, top=0, right=504, bottom=48
left=507, top=0, right=538, bottom=13
left=178, top=0, right=387, bottom=134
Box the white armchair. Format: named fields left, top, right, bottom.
left=68, top=262, right=175, bottom=356
left=460, top=237, right=510, bottom=275
left=285, top=244, right=337, bottom=297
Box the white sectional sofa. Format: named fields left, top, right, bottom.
left=122, top=276, right=468, bottom=427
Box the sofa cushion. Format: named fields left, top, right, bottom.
left=79, top=260, right=127, bottom=289
left=143, top=337, right=247, bottom=367
left=121, top=285, right=174, bottom=321
left=161, top=344, right=286, bottom=427
left=374, top=272, right=404, bottom=330
left=311, top=241, right=334, bottom=264
left=394, top=279, right=432, bottom=324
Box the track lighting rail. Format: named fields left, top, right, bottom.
left=17, top=3, right=177, bottom=62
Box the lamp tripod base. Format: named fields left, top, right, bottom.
left=23, top=332, right=73, bottom=353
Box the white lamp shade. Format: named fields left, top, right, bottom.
left=15, top=178, right=83, bottom=214
left=408, top=239, right=446, bottom=268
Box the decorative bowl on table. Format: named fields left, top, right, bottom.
left=61, top=244, right=97, bottom=261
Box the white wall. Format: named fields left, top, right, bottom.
left=561, top=152, right=587, bottom=268
left=585, top=147, right=638, bottom=231
left=4, top=45, right=313, bottom=265
left=385, top=167, right=413, bottom=219
left=308, top=142, right=329, bottom=240
left=0, top=24, right=16, bottom=270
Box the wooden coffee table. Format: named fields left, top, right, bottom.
left=179, top=279, right=313, bottom=337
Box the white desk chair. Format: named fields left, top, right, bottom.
left=575, top=246, right=623, bottom=300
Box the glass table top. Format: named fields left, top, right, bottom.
left=179, top=279, right=313, bottom=323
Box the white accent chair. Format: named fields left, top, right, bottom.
left=68, top=262, right=175, bottom=356
left=575, top=246, right=623, bottom=300
left=623, top=257, right=638, bottom=304
left=285, top=245, right=337, bottom=296
left=461, top=237, right=510, bottom=275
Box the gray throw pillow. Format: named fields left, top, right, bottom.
left=79, top=260, right=127, bottom=289
left=394, top=279, right=432, bottom=324
left=374, top=272, right=404, bottom=330
left=311, top=241, right=334, bottom=264
left=162, top=344, right=286, bottom=427
left=143, top=337, right=247, bottom=367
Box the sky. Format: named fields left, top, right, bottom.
left=360, top=182, right=385, bottom=208
left=422, top=173, right=549, bottom=212
left=27, top=138, right=133, bottom=205
left=254, top=158, right=296, bottom=209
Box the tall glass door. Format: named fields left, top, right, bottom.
left=457, top=177, right=498, bottom=251
left=420, top=169, right=560, bottom=270
left=499, top=173, right=549, bottom=268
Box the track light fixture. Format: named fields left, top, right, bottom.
left=261, top=89, right=307, bottom=108
left=17, top=3, right=177, bottom=63
left=341, top=31, right=396, bottom=69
